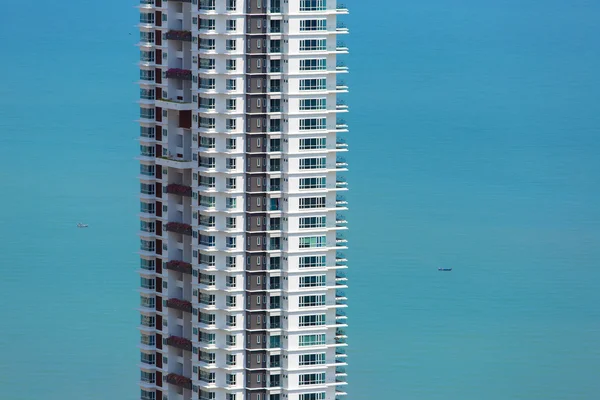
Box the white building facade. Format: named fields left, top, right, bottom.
left=137, top=1, right=349, bottom=400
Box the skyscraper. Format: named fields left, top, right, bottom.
left=138, top=1, right=349, bottom=400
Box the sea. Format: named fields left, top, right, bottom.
left=1, top=0, right=599, bottom=399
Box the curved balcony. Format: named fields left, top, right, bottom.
left=166, top=30, right=192, bottom=42
left=166, top=222, right=193, bottom=236
left=165, top=260, right=192, bottom=274
left=166, top=373, right=193, bottom=390
left=166, top=298, right=192, bottom=313
left=166, top=183, right=192, bottom=197
left=166, top=336, right=193, bottom=351
left=166, top=68, right=192, bottom=81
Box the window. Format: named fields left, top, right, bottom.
left=199, top=156, right=215, bottom=168
left=200, top=391, right=216, bottom=400
left=199, top=214, right=215, bottom=227
left=199, top=254, right=216, bottom=267
left=199, top=175, right=215, bottom=188
left=226, top=178, right=237, bottom=189
left=199, top=38, right=216, bottom=50
left=200, top=351, right=216, bottom=364
left=299, top=334, right=326, bottom=346
left=300, top=19, right=327, bottom=31
left=140, top=371, right=156, bottom=385
left=199, top=294, right=215, bottom=306
left=299, top=393, right=326, bottom=400
left=226, top=374, right=236, bottom=385
left=140, top=239, right=155, bottom=252
left=226, top=237, right=237, bottom=248
left=299, top=197, right=326, bottom=209
left=226, top=197, right=237, bottom=209
left=299, top=353, right=326, bottom=366
left=300, top=39, right=327, bottom=51
left=226, top=217, right=237, bottom=229
left=199, top=136, right=216, bottom=148
left=226, top=0, right=236, bottom=11
left=226, top=158, right=236, bottom=170
left=299, top=177, right=326, bottom=190
left=199, top=312, right=216, bottom=325
left=199, top=117, right=215, bottom=129
left=226, top=315, right=237, bottom=326
left=299, top=98, right=326, bottom=111
left=199, top=0, right=216, bottom=10
left=226, top=99, right=237, bottom=110
left=199, top=97, right=216, bottom=110
left=199, top=78, right=215, bottom=89
left=199, top=19, right=216, bottom=30
left=199, top=331, right=216, bottom=344
left=141, top=389, right=156, bottom=400
left=299, top=373, right=326, bottom=385
left=226, top=119, right=237, bottom=130
left=299, top=236, right=326, bottom=248
left=200, top=195, right=216, bottom=207
left=226, top=276, right=237, bottom=288
left=299, top=295, right=326, bottom=307
left=300, top=118, right=327, bottom=130
left=299, top=216, right=326, bottom=229
left=300, top=0, right=326, bottom=11
left=298, top=314, right=325, bottom=327
left=140, top=13, right=154, bottom=24
left=226, top=20, right=237, bottom=31
left=300, top=78, right=327, bottom=91
left=226, top=79, right=237, bottom=90
left=226, top=39, right=236, bottom=51
left=299, top=275, right=326, bottom=287
left=226, top=295, right=237, bottom=307
left=199, top=58, right=216, bottom=70
left=199, top=234, right=216, bottom=247
left=226, top=59, right=237, bottom=71
left=227, top=354, right=236, bottom=366
left=199, top=370, right=216, bottom=383
left=227, top=334, right=236, bottom=346
left=299, top=157, right=326, bottom=169
left=140, top=201, right=155, bottom=214
left=140, top=314, right=155, bottom=328
left=226, top=138, right=237, bottom=149
left=140, top=69, right=155, bottom=81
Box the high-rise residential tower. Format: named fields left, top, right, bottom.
left=138, top=1, right=349, bottom=400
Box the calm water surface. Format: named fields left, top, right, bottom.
left=1, top=0, right=599, bottom=399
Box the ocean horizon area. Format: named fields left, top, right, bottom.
left=1, top=0, right=599, bottom=399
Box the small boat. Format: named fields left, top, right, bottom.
left=438, top=267, right=452, bottom=272
left=77, top=223, right=89, bottom=228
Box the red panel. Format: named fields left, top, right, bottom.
left=155, top=107, right=162, bottom=122
left=155, top=11, right=161, bottom=27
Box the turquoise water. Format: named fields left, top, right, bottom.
left=1, top=0, right=600, bottom=399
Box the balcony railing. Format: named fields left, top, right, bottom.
left=269, top=224, right=281, bottom=231
left=166, top=30, right=192, bottom=42
left=165, top=260, right=192, bottom=274
left=166, top=68, right=192, bottom=81
left=166, top=222, right=192, bottom=236
left=166, top=183, right=192, bottom=197
left=166, top=336, right=193, bottom=351
left=166, top=373, right=192, bottom=390
left=166, top=298, right=192, bottom=313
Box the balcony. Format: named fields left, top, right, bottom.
left=156, top=154, right=194, bottom=168
left=166, top=30, right=192, bottom=42
left=269, top=223, right=281, bottom=231
left=166, top=222, right=193, bottom=236
left=165, top=260, right=192, bottom=274
left=269, top=47, right=281, bottom=53
left=166, top=68, right=192, bottom=81
left=166, top=336, right=193, bottom=351
left=336, top=120, right=349, bottom=130
left=166, top=298, right=192, bottom=313
left=336, top=3, right=349, bottom=13
left=166, top=183, right=192, bottom=197
left=166, top=373, right=192, bottom=390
